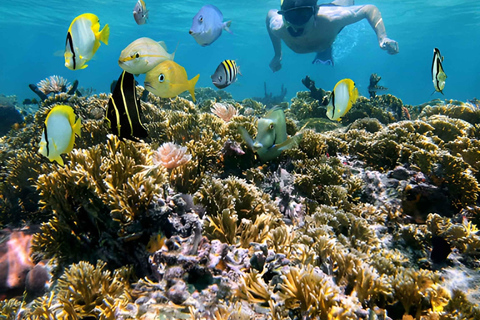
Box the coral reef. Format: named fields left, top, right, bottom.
left=368, top=73, right=388, bottom=98
left=252, top=82, right=287, bottom=108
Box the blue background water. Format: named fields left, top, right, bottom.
left=0, top=0, right=479, bottom=106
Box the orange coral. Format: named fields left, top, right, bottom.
left=153, top=142, right=192, bottom=169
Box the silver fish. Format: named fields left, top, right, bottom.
left=133, top=0, right=149, bottom=25
left=189, top=5, right=232, bottom=46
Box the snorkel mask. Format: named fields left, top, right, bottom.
left=278, top=0, right=317, bottom=26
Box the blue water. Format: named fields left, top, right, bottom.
left=0, top=0, right=479, bottom=106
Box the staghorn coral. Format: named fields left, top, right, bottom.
left=153, top=142, right=192, bottom=169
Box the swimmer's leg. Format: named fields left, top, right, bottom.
left=330, top=0, right=354, bottom=6
left=312, top=47, right=334, bottom=66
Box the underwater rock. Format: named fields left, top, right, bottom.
left=301, top=75, right=329, bottom=104
left=0, top=96, right=23, bottom=136
left=402, top=183, right=452, bottom=223
left=367, top=73, right=388, bottom=99
left=252, top=82, right=287, bottom=108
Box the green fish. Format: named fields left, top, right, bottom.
left=239, top=107, right=301, bottom=161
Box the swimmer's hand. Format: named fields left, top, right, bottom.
left=270, top=56, right=282, bottom=72
left=380, top=38, right=399, bottom=55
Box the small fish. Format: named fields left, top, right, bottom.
left=432, top=48, right=447, bottom=94
left=146, top=233, right=166, bottom=253
left=64, top=13, right=110, bottom=70
left=189, top=5, right=232, bottom=46
left=211, top=60, right=240, bottom=89
left=326, top=78, right=359, bottom=121
left=38, top=105, right=81, bottom=166
left=144, top=60, right=200, bottom=102
left=105, top=71, right=148, bottom=141
left=133, top=0, right=149, bottom=25
left=118, top=37, right=175, bottom=75
left=239, top=107, right=301, bottom=161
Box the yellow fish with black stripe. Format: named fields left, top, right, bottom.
left=211, top=59, right=241, bottom=89
left=326, top=78, right=359, bottom=121
left=105, top=71, right=148, bottom=141
left=64, top=13, right=110, bottom=70
left=38, top=105, right=81, bottom=166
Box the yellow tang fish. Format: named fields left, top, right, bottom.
left=38, top=105, right=81, bottom=166
left=64, top=13, right=110, bottom=70
left=431, top=47, right=447, bottom=95
left=326, top=78, right=359, bottom=121
left=144, top=60, right=200, bottom=102
left=118, top=37, right=175, bottom=75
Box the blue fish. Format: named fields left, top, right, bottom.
left=189, top=5, right=232, bottom=46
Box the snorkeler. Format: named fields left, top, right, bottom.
left=266, top=0, right=399, bottom=71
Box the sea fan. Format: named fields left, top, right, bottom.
left=37, top=75, right=71, bottom=95
left=211, top=102, right=238, bottom=122
left=153, top=142, right=192, bottom=169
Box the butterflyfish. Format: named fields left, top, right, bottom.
left=133, top=0, right=149, bottom=25
left=118, top=37, right=175, bottom=75
left=211, top=60, right=240, bottom=89
left=38, top=105, right=81, bottom=166
left=239, top=107, right=301, bottom=161
left=144, top=60, right=200, bottom=102
left=105, top=71, right=148, bottom=141
left=326, top=78, right=359, bottom=121
left=64, top=13, right=110, bottom=70
left=432, top=48, right=447, bottom=95
left=189, top=5, right=232, bottom=46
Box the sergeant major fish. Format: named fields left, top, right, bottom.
left=119, top=37, right=175, bottom=75
left=432, top=48, right=447, bottom=95
left=64, top=13, right=110, bottom=70
left=239, top=107, right=301, bottom=161
left=326, top=78, right=359, bottom=121
left=133, top=0, right=149, bottom=25
left=105, top=71, right=148, bottom=141
left=144, top=60, right=200, bottom=102
left=189, top=5, right=232, bottom=46
left=38, top=105, right=81, bottom=166
left=211, top=60, right=240, bottom=89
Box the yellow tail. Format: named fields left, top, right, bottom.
left=189, top=74, right=200, bottom=102
left=99, top=24, right=110, bottom=45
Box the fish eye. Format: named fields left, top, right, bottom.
left=269, top=124, right=274, bottom=130
left=199, top=15, right=203, bottom=22
left=135, top=53, right=140, bottom=58
left=158, top=74, right=165, bottom=82
left=219, top=76, right=223, bottom=81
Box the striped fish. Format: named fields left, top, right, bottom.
left=431, top=48, right=447, bottom=95
left=105, top=71, right=148, bottom=141
left=211, top=60, right=240, bottom=89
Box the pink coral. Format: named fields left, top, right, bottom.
left=211, top=103, right=238, bottom=122
left=153, top=143, right=192, bottom=169
left=37, top=75, right=70, bottom=95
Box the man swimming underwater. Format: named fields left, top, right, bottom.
left=267, top=0, right=399, bottom=71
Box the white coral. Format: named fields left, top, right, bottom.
left=153, top=142, right=191, bottom=169
left=37, top=75, right=70, bottom=95
left=211, top=102, right=238, bottom=122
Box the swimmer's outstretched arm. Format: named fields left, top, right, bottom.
left=266, top=10, right=283, bottom=72
left=335, top=5, right=399, bottom=54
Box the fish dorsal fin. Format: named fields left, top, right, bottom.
left=158, top=41, right=168, bottom=51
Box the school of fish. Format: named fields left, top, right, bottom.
left=38, top=1, right=448, bottom=164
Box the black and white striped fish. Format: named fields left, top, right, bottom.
left=105, top=71, right=148, bottom=141
left=431, top=48, right=447, bottom=95
left=211, top=60, right=240, bottom=89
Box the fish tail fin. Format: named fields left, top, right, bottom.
left=99, top=24, right=110, bottom=45
left=52, top=155, right=64, bottom=166
left=224, top=21, right=233, bottom=34
left=172, top=41, right=180, bottom=60
left=189, top=74, right=200, bottom=102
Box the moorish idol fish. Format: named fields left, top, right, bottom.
left=239, top=107, right=301, bottom=161
left=326, top=78, right=359, bottom=121
left=432, top=48, right=447, bottom=95
left=211, top=60, right=240, bottom=89
left=64, top=13, right=110, bottom=70
left=38, top=105, right=81, bottom=166
left=144, top=60, right=200, bottom=102
left=105, top=71, right=148, bottom=141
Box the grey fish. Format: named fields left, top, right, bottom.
left=133, top=0, right=149, bottom=25
left=189, top=5, right=232, bottom=46
left=211, top=60, right=240, bottom=89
